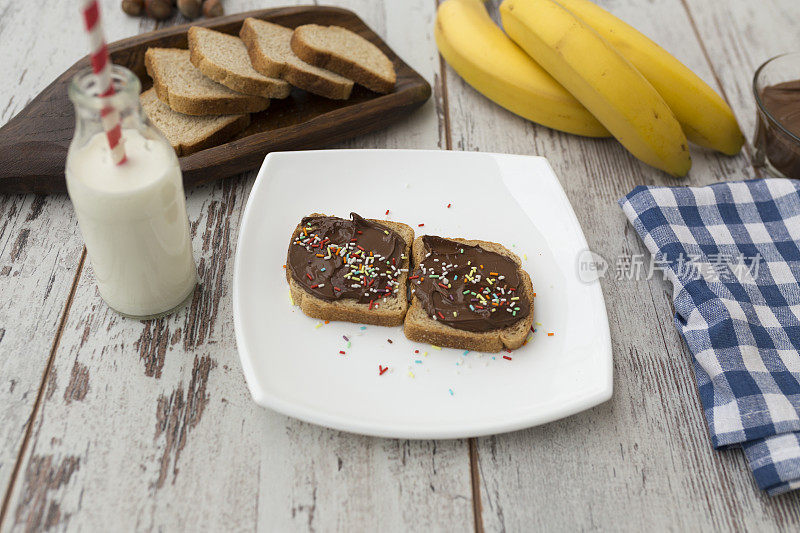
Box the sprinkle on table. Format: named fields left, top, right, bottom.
left=379, top=365, right=388, bottom=375
left=314, top=322, right=324, bottom=329
left=360, top=326, right=367, bottom=330
left=418, top=223, right=425, bottom=227
left=463, top=350, right=470, bottom=356
left=449, top=388, right=454, bottom=396
left=343, top=335, right=349, bottom=341
left=339, top=350, right=346, bottom=355
left=385, top=209, right=390, bottom=215
left=548, top=332, right=554, bottom=336
left=503, top=355, right=512, bottom=361
left=447, top=203, right=452, bottom=208
left=431, top=345, right=442, bottom=350
left=387, top=339, right=393, bottom=344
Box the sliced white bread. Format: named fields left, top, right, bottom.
left=140, top=88, right=250, bottom=156
left=291, top=24, right=396, bottom=94
left=187, top=26, right=291, bottom=99
left=239, top=18, right=353, bottom=100
left=144, top=48, right=270, bottom=116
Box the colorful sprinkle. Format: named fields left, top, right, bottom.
left=548, top=332, right=554, bottom=336
left=449, top=388, right=454, bottom=395
left=339, top=350, right=346, bottom=355
left=379, top=365, right=388, bottom=375
left=418, top=223, right=425, bottom=227
left=447, top=203, right=451, bottom=208
left=387, top=339, right=393, bottom=344
left=385, top=209, right=390, bottom=215
left=432, top=345, right=442, bottom=350
left=503, top=355, right=512, bottom=361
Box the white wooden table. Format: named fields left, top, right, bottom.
left=1, top=1, right=800, bottom=530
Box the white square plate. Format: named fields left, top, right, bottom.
left=234, top=150, right=612, bottom=439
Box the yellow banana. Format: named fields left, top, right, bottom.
left=555, top=0, right=743, bottom=155
left=435, top=0, right=609, bottom=138
left=500, top=0, right=691, bottom=176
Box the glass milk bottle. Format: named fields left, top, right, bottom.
left=66, top=65, right=197, bottom=318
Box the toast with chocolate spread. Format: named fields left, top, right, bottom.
left=286, top=213, right=413, bottom=326
left=404, top=236, right=535, bottom=352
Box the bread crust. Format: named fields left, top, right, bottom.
left=239, top=19, right=353, bottom=100
left=290, top=25, right=396, bottom=94
left=403, top=237, right=535, bottom=352
left=188, top=27, right=291, bottom=99
left=140, top=88, right=251, bottom=157
left=176, top=114, right=251, bottom=156
left=286, top=214, right=414, bottom=326
left=145, top=48, right=270, bottom=116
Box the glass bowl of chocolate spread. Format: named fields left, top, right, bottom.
left=754, top=52, right=800, bottom=179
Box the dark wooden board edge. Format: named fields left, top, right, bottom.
left=0, top=6, right=432, bottom=194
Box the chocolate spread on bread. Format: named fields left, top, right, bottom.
left=411, top=236, right=530, bottom=333
left=757, top=80, right=800, bottom=178
left=288, top=213, right=406, bottom=306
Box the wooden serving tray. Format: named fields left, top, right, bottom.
left=0, top=6, right=431, bottom=194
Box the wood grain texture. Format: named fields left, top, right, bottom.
left=4, top=0, right=800, bottom=530
left=0, top=1, right=473, bottom=532
left=441, top=1, right=800, bottom=530
left=0, top=1, right=146, bottom=521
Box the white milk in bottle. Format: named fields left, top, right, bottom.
left=66, top=66, right=197, bottom=318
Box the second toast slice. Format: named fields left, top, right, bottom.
left=404, top=236, right=535, bottom=352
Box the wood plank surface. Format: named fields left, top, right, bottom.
left=442, top=0, right=800, bottom=531
left=0, top=1, right=474, bottom=531
left=2, top=0, right=800, bottom=531
left=0, top=0, right=147, bottom=516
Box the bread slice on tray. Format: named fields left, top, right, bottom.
left=291, top=24, right=396, bottom=94
left=239, top=18, right=354, bottom=100
left=286, top=212, right=413, bottom=326
left=404, top=236, right=535, bottom=352
left=140, top=88, right=250, bottom=156
left=187, top=26, right=291, bottom=99
left=144, top=48, right=270, bottom=115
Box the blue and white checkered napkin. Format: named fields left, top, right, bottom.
left=620, top=178, right=800, bottom=495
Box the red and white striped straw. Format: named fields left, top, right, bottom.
left=81, top=0, right=127, bottom=165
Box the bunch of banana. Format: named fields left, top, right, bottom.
left=435, top=0, right=744, bottom=176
